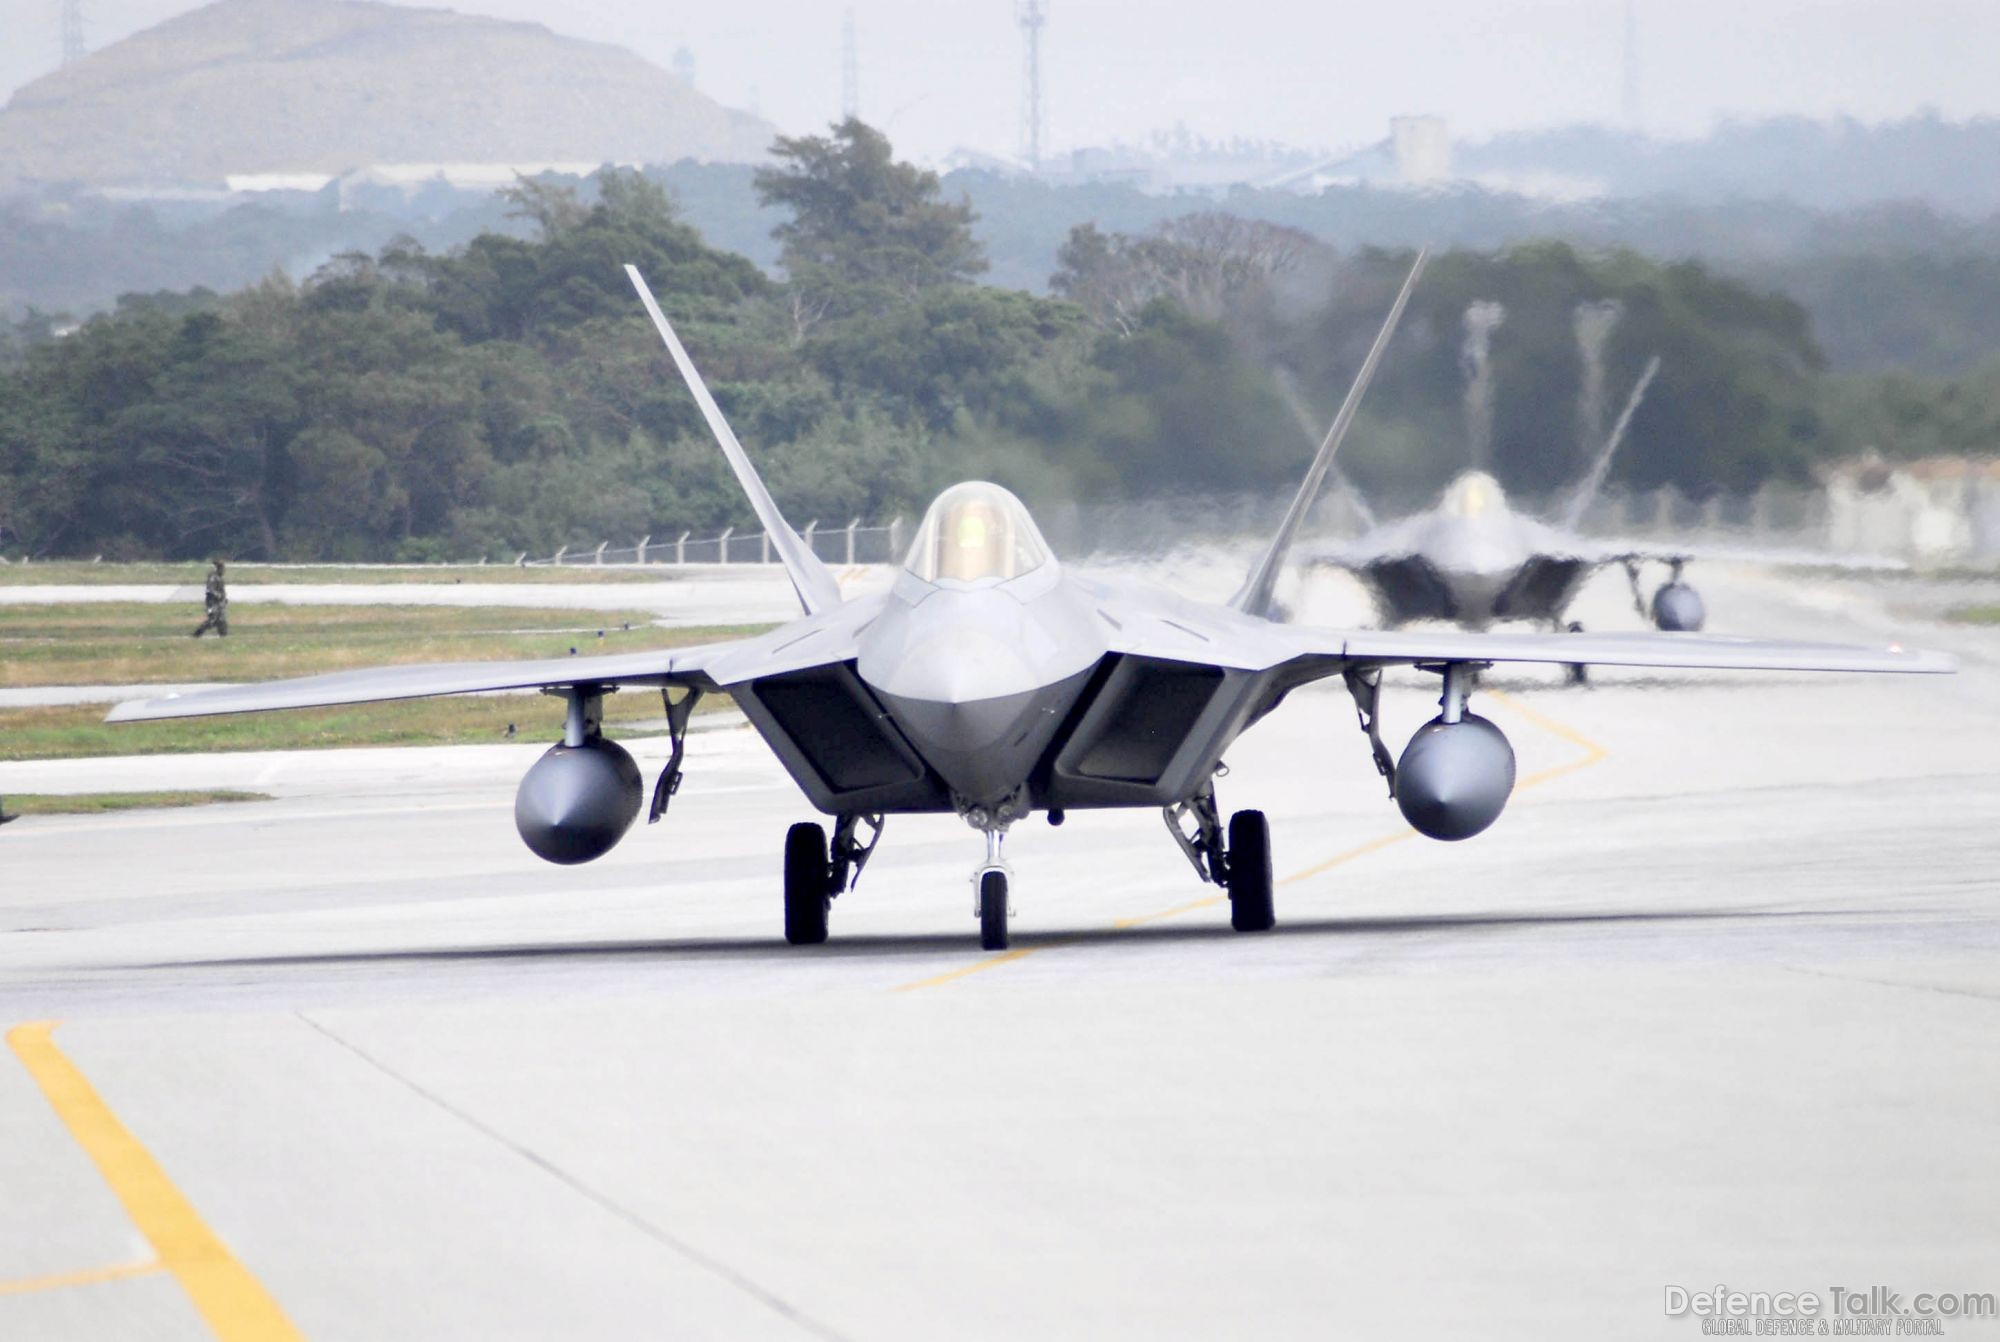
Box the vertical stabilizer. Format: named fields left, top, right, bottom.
left=1234, top=250, right=1427, bottom=619
left=625, top=265, right=842, bottom=616
left=1559, top=355, right=1661, bottom=532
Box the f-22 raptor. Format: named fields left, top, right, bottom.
left=111, top=258, right=1952, bottom=951
left=1297, top=353, right=1715, bottom=638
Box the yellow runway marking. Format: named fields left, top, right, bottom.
left=892, top=945, right=1053, bottom=992
left=5, top=1022, right=305, bottom=1341
left=892, top=688, right=1610, bottom=992
left=0, top=1257, right=164, bottom=1296
left=1275, top=828, right=1419, bottom=887
left=1488, top=689, right=1609, bottom=788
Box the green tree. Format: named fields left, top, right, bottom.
left=755, top=119, right=986, bottom=305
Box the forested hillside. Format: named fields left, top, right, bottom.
left=1, top=123, right=1991, bottom=562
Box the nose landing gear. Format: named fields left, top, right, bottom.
left=973, top=828, right=1013, bottom=951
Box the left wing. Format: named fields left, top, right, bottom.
left=1332, top=625, right=1951, bottom=675
left=1075, top=573, right=1952, bottom=676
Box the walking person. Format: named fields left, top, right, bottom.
left=191, top=559, right=229, bottom=637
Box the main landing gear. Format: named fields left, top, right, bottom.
left=1165, top=779, right=1275, bottom=933
left=781, top=811, right=883, bottom=946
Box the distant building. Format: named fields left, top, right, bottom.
left=331, top=161, right=639, bottom=209
left=1823, top=456, right=2000, bottom=561
left=1389, top=115, right=1452, bottom=184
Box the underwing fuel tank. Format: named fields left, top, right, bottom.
left=515, top=736, right=643, bottom=864
left=1651, top=581, right=1706, bottom=632
left=1394, top=713, right=1516, bottom=841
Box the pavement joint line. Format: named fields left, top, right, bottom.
left=891, top=686, right=1611, bottom=993
left=3, top=1020, right=306, bottom=1341
left=293, top=1013, right=852, bottom=1342
left=0, top=1256, right=165, bottom=1297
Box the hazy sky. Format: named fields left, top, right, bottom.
left=3, top=0, right=1996, bottom=162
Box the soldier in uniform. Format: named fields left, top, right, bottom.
left=191, top=559, right=229, bottom=637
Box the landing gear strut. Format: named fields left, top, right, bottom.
left=1164, top=776, right=1277, bottom=933
left=648, top=687, right=702, bottom=822
left=1562, top=620, right=1589, bottom=686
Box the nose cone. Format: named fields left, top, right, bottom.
left=879, top=673, right=1089, bottom=807
left=868, top=630, right=1084, bottom=808
left=858, top=584, right=1101, bottom=807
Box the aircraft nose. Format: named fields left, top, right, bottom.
left=867, top=629, right=1084, bottom=806
left=874, top=629, right=1042, bottom=709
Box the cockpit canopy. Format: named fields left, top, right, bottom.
left=902, top=481, right=1053, bottom=585
left=1439, top=471, right=1509, bottom=520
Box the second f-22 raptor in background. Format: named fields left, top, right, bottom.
left=1292, top=353, right=1717, bottom=639
left=107, top=255, right=1952, bottom=953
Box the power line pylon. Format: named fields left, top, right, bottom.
left=1018, top=0, right=1046, bottom=170
left=60, top=0, right=86, bottom=65
left=841, top=8, right=859, bottom=121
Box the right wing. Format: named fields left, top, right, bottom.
left=106, top=602, right=876, bottom=722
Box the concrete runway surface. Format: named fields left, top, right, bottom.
left=0, top=561, right=1996, bottom=1339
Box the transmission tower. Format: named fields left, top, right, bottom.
left=1621, top=0, right=1642, bottom=131
left=60, top=0, right=86, bottom=65
left=841, top=9, right=859, bottom=121
left=1018, top=0, right=1046, bottom=171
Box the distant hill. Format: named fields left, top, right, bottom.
left=0, top=0, right=775, bottom=188
left=1458, top=114, right=2000, bottom=216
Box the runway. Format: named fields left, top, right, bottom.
left=0, top=561, right=1995, bottom=1339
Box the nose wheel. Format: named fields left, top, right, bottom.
left=977, top=869, right=1011, bottom=950
left=972, top=827, right=1013, bottom=950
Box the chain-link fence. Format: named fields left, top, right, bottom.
left=523, top=519, right=906, bottom=568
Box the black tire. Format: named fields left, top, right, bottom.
left=978, top=869, right=1009, bottom=951
left=1226, top=810, right=1275, bottom=932
left=784, top=822, right=830, bottom=945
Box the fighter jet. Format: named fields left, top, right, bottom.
left=1295, top=354, right=1714, bottom=638
left=108, top=258, right=1952, bottom=951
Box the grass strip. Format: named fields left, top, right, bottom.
left=0, top=605, right=765, bottom=688
left=2, top=790, right=273, bottom=815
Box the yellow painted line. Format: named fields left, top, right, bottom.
left=894, top=686, right=1611, bottom=993
left=0, top=1257, right=164, bottom=1297
left=1275, top=827, right=1419, bottom=887
left=891, top=945, right=1053, bottom=992
left=1113, top=895, right=1223, bottom=929
left=1487, top=689, right=1609, bottom=788
left=5, top=1022, right=305, bottom=1341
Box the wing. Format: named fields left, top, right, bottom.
left=1076, top=576, right=1951, bottom=676
left=1331, top=625, right=1952, bottom=675
left=106, top=602, right=877, bottom=722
